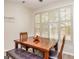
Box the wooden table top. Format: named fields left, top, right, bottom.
left=14, top=37, right=56, bottom=52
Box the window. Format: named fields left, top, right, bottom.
left=34, top=5, right=72, bottom=41
left=35, top=14, right=41, bottom=35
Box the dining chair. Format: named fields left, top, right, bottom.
left=49, top=36, right=65, bottom=59
left=20, top=32, right=28, bottom=50
left=51, top=39, right=59, bottom=52
left=20, top=32, right=35, bottom=53
left=20, top=32, right=28, bottom=41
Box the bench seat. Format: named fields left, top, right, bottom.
left=6, top=48, right=43, bottom=59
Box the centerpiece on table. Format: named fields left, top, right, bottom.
left=33, top=34, right=40, bottom=44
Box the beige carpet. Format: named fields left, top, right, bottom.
left=63, top=54, right=74, bottom=59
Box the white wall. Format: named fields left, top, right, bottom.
left=33, top=0, right=74, bottom=56
left=4, top=1, right=34, bottom=51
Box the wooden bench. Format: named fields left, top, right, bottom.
left=6, top=48, right=43, bottom=59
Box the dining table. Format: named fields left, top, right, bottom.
left=14, top=37, right=56, bottom=59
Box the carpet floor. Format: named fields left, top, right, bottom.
left=63, top=54, right=74, bottom=59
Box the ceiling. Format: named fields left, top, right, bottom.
left=5, top=0, right=73, bottom=10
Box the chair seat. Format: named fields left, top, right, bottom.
left=49, top=49, right=58, bottom=59
left=50, top=49, right=57, bottom=56
left=6, top=48, right=43, bottom=59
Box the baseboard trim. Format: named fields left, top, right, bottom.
left=63, top=51, right=74, bottom=56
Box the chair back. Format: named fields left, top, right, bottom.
left=20, top=32, right=28, bottom=41
left=58, top=36, right=65, bottom=59
left=54, top=39, right=60, bottom=51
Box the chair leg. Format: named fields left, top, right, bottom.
left=26, top=46, right=28, bottom=51
left=33, top=48, right=35, bottom=53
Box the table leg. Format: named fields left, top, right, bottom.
left=44, top=51, right=49, bottom=59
